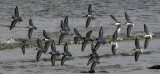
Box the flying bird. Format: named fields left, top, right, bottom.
left=61, top=43, right=72, bottom=65
left=144, top=24, right=152, bottom=49
left=82, top=30, right=93, bottom=51
left=43, top=30, right=52, bottom=53
left=87, top=43, right=99, bottom=66
left=10, top=6, right=22, bottom=30
left=48, top=40, right=61, bottom=66
left=87, top=43, right=100, bottom=72
left=26, top=19, right=37, bottom=39
left=132, top=37, right=143, bottom=62
left=85, top=4, right=95, bottom=28
left=110, top=15, right=121, bottom=34
left=111, top=30, right=118, bottom=55
left=64, top=16, right=70, bottom=31
left=21, top=39, right=29, bottom=55
left=59, top=20, right=69, bottom=44
left=35, top=38, right=46, bottom=61
left=125, top=13, right=134, bottom=38
left=94, top=26, right=106, bottom=51
left=86, top=4, right=96, bottom=19
left=73, top=28, right=82, bottom=44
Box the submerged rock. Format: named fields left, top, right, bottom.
left=89, top=70, right=95, bottom=73
left=81, top=70, right=95, bottom=73
left=147, top=65, right=160, bottom=69
left=81, top=70, right=109, bottom=73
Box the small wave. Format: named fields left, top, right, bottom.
left=0, top=31, right=159, bottom=50
left=1, top=38, right=19, bottom=44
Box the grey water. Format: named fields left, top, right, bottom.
left=0, top=0, right=160, bottom=74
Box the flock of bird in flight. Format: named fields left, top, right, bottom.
left=9, top=4, right=153, bottom=72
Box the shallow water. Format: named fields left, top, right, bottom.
left=0, top=0, right=160, bottom=74
left=0, top=39, right=160, bottom=74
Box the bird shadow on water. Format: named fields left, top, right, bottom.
left=80, top=70, right=109, bottom=73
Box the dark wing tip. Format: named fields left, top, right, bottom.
left=61, top=56, right=66, bottom=65
left=43, top=29, right=46, bottom=34
left=10, top=27, right=12, bottom=30
left=89, top=4, right=92, bottom=7
left=74, top=28, right=76, bottom=31
left=135, top=37, right=138, bottom=43
left=65, top=42, right=68, bottom=46
left=86, top=18, right=91, bottom=28
left=144, top=24, right=149, bottom=33
left=135, top=52, right=139, bottom=62
left=91, top=43, right=94, bottom=50
left=60, top=20, right=64, bottom=28
left=125, top=12, right=128, bottom=16
left=100, top=26, right=102, bottom=29
left=110, top=15, right=114, bottom=19
left=36, top=51, right=41, bottom=61
left=112, top=45, right=116, bottom=55
left=51, top=40, right=55, bottom=48
left=74, top=28, right=78, bottom=33
left=125, top=12, right=128, bottom=18
left=65, top=16, right=68, bottom=18
left=29, top=18, right=32, bottom=21
left=37, top=38, right=40, bottom=42
left=43, top=30, right=48, bottom=37
left=29, top=19, right=33, bottom=25
left=52, top=40, right=55, bottom=43
left=136, top=37, right=138, bottom=40
left=15, top=6, right=18, bottom=10
left=86, top=30, right=92, bottom=37
left=89, top=30, right=92, bottom=33
left=144, top=24, right=147, bottom=29
left=64, top=42, right=68, bottom=51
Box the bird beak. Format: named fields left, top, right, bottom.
left=68, top=28, right=71, bottom=31
left=59, top=30, right=61, bottom=33
left=71, top=33, right=75, bottom=37
left=108, top=41, right=111, bottom=44
left=122, top=23, right=127, bottom=25
left=34, top=48, right=38, bottom=51
left=131, top=48, right=136, bottom=51
left=143, top=35, right=145, bottom=38
left=25, top=26, right=29, bottom=28
left=85, top=15, right=88, bottom=17
left=98, top=61, right=100, bottom=64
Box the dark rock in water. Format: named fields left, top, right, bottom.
left=80, top=71, right=88, bottom=73
left=80, top=70, right=109, bottom=73
left=147, top=65, right=160, bottom=69
left=89, top=70, right=95, bottom=73
left=99, top=71, right=109, bottom=73
left=80, top=70, right=95, bottom=73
